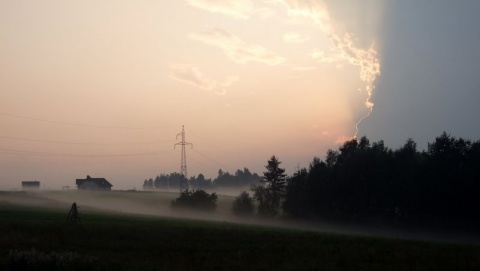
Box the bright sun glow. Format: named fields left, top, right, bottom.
left=0, top=0, right=383, bottom=189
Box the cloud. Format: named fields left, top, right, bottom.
left=276, top=0, right=381, bottom=136
left=186, top=0, right=254, bottom=19
left=255, top=7, right=275, bottom=19
left=311, top=49, right=341, bottom=63
left=169, top=64, right=238, bottom=95
left=279, top=0, right=333, bottom=32
left=292, top=66, right=316, bottom=71
left=279, top=0, right=380, bottom=101
left=187, top=0, right=275, bottom=20
left=283, top=32, right=310, bottom=43
left=189, top=28, right=285, bottom=65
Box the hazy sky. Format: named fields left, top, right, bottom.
left=1, top=0, right=479, bottom=190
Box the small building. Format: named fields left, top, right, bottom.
left=76, top=175, right=112, bottom=191
left=22, top=181, right=40, bottom=191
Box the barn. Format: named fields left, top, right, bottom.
left=76, top=175, right=112, bottom=191
left=22, top=181, right=40, bottom=191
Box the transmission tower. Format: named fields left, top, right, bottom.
left=174, top=125, right=193, bottom=191
left=66, top=202, right=81, bottom=226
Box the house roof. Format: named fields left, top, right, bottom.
left=76, top=175, right=112, bottom=187
left=22, top=181, right=40, bottom=186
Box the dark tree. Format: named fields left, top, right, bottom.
left=213, top=169, right=234, bottom=187
left=422, top=132, right=473, bottom=226
left=143, top=178, right=154, bottom=190
left=232, top=191, right=255, bottom=216
left=213, top=168, right=261, bottom=188
left=257, top=155, right=287, bottom=216
left=280, top=133, right=480, bottom=230
left=152, top=173, right=185, bottom=189
left=283, top=168, right=309, bottom=218
left=171, top=189, right=217, bottom=212
left=189, top=174, right=212, bottom=189
left=252, top=185, right=270, bottom=216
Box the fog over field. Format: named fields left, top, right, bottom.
left=2, top=190, right=478, bottom=245
left=2, top=190, right=232, bottom=221
left=1, top=2, right=480, bottom=269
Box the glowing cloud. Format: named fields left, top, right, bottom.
left=283, top=32, right=310, bottom=43
left=293, top=66, right=316, bottom=71
left=280, top=0, right=333, bottom=32
left=189, top=28, right=285, bottom=65
left=311, top=49, right=342, bottom=63
left=255, top=7, right=275, bottom=19
left=186, top=0, right=275, bottom=19
left=184, top=0, right=380, bottom=139
left=169, top=64, right=238, bottom=95
left=277, top=0, right=381, bottom=137
left=186, top=0, right=254, bottom=19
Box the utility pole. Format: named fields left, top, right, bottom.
left=174, top=125, right=193, bottom=192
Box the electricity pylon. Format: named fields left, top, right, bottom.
left=174, top=125, right=193, bottom=191
left=66, top=202, right=81, bottom=226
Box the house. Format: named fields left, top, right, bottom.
left=22, top=181, right=40, bottom=191
left=76, top=175, right=112, bottom=191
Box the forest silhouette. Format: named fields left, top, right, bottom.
left=282, top=132, right=479, bottom=230
left=145, top=132, right=480, bottom=230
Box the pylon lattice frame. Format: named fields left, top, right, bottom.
left=66, top=202, right=81, bottom=225
left=174, top=125, right=193, bottom=191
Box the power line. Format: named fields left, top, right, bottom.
left=188, top=153, right=219, bottom=173
left=186, top=128, right=219, bottom=149
left=187, top=128, right=232, bottom=167
left=0, top=112, right=179, bottom=130
left=0, top=148, right=176, bottom=158
left=191, top=148, right=228, bottom=169
left=0, top=135, right=175, bottom=146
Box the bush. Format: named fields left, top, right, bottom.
left=171, top=189, right=217, bottom=211
left=232, top=191, right=255, bottom=216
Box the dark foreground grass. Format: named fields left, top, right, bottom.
left=1, top=203, right=479, bottom=271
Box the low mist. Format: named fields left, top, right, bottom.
left=2, top=190, right=479, bottom=245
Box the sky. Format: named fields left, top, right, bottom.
left=1, top=0, right=479, bottom=190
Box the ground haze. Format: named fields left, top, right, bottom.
left=1, top=192, right=479, bottom=270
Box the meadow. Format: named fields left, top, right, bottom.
left=1, top=191, right=480, bottom=270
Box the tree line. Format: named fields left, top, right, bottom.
left=145, top=132, right=480, bottom=230
left=239, top=132, right=478, bottom=230
left=143, top=168, right=261, bottom=190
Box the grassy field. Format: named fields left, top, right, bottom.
left=1, top=190, right=237, bottom=219
left=1, top=191, right=480, bottom=270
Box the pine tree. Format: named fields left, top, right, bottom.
left=259, top=155, right=287, bottom=216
